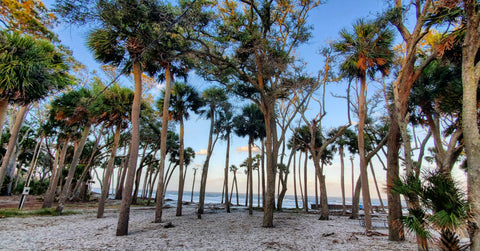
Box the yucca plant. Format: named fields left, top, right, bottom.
left=393, top=171, right=469, bottom=251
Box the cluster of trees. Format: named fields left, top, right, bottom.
left=1, top=0, right=480, bottom=249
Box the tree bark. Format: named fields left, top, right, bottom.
left=340, top=146, right=346, bottom=215
left=387, top=117, right=404, bottom=241
left=97, top=126, right=121, bottom=218
left=248, top=138, right=253, bottom=214
left=197, top=103, right=216, bottom=218
left=116, top=61, right=142, bottom=236
left=224, top=132, right=230, bottom=213
left=462, top=1, right=480, bottom=248
left=0, top=98, right=8, bottom=134
left=154, top=63, right=172, bottom=223
left=56, top=124, right=91, bottom=214
left=262, top=103, right=278, bottom=227
left=176, top=117, right=185, bottom=216
left=43, top=138, right=68, bottom=208
left=0, top=105, right=28, bottom=191
left=350, top=175, right=361, bottom=219
left=303, top=150, right=308, bottom=212
left=358, top=77, right=372, bottom=231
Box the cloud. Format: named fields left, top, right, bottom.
left=236, top=145, right=261, bottom=154
left=195, top=149, right=209, bottom=155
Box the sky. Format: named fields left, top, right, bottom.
left=44, top=0, right=467, bottom=201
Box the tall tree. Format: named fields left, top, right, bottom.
left=233, top=104, right=265, bottom=215
left=197, top=87, right=227, bottom=217
left=215, top=102, right=234, bottom=213
left=85, top=0, right=162, bottom=236
left=53, top=88, right=95, bottom=214
left=157, top=82, right=203, bottom=216
left=94, top=83, right=133, bottom=218
left=333, top=19, right=394, bottom=230
left=195, top=0, right=320, bottom=227
left=328, top=128, right=357, bottom=215
left=0, top=31, right=72, bottom=190
left=460, top=0, right=480, bottom=248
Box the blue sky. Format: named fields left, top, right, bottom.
left=44, top=0, right=433, bottom=199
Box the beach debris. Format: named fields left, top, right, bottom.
left=347, top=233, right=359, bottom=241
left=164, top=222, right=175, bottom=228
left=322, top=232, right=335, bottom=237
left=365, top=231, right=387, bottom=237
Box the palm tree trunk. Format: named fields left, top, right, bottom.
left=116, top=145, right=130, bottom=200
left=132, top=146, right=148, bottom=204
left=197, top=105, right=215, bottom=218
left=248, top=138, right=253, bottom=215
left=224, top=133, right=230, bottom=212
left=43, top=138, right=69, bottom=208
left=294, top=151, right=298, bottom=208
left=191, top=168, right=197, bottom=203
left=116, top=61, right=142, bottom=236
left=358, top=77, right=372, bottom=231
left=315, top=167, right=318, bottom=207
left=176, top=118, right=185, bottom=216
left=257, top=158, right=260, bottom=207
left=0, top=98, right=8, bottom=134
left=245, top=168, right=249, bottom=207
left=350, top=175, right=361, bottom=219
left=261, top=139, right=265, bottom=208
left=303, top=150, right=308, bottom=212
left=369, top=162, right=385, bottom=212
left=72, top=124, right=105, bottom=200
left=97, top=125, right=121, bottom=218
left=0, top=105, right=28, bottom=191
left=56, top=124, right=91, bottom=214
left=340, top=146, right=346, bottom=215
left=234, top=172, right=239, bottom=205
left=155, top=63, right=172, bottom=223
left=298, top=152, right=304, bottom=207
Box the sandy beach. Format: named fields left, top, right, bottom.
left=0, top=201, right=417, bottom=250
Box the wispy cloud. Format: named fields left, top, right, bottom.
left=236, top=145, right=261, bottom=153
left=195, top=149, right=209, bottom=155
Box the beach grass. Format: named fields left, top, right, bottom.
left=0, top=208, right=78, bottom=218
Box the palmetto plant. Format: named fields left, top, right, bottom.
left=393, top=172, right=469, bottom=251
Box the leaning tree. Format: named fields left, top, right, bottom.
left=0, top=31, right=72, bottom=191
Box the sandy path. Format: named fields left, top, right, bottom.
left=0, top=205, right=416, bottom=250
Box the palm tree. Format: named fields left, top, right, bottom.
left=333, top=19, right=394, bottom=230
left=229, top=165, right=240, bottom=206
left=197, top=87, right=227, bottom=218
left=0, top=31, right=72, bottom=190
left=291, top=125, right=311, bottom=212
left=157, top=82, right=203, bottom=216
left=215, top=102, right=234, bottom=213
left=53, top=88, right=95, bottom=214
left=233, top=104, right=266, bottom=215
left=86, top=0, right=163, bottom=236
left=94, top=83, right=133, bottom=218
left=328, top=128, right=356, bottom=215
left=393, top=172, right=469, bottom=251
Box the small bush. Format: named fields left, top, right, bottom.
left=0, top=208, right=78, bottom=218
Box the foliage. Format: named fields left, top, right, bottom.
left=392, top=171, right=469, bottom=250
left=0, top=208, right=78, bottom=218
left=0, top=0, right=57, bottom=40
left=0, top=31, right=73, bottom=105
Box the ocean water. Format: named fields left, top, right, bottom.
left=93, top=188, right=386, bottom=208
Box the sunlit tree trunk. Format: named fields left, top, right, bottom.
left=57, top=124, right=91, bottom=214
left=176, top=117, right=185, bottom=216
left=43, top=138, right=68, bottom=208
left=154, top=64, right=172, bottom=223
left=462, top=1, right=480, bottom=248
left=0, top=105, right=28, bottom=190
left=98, top=126, right=121, bottom=218
left=116, top=61, right=142, bottom=236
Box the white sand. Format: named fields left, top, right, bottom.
left=0, top=204, right=417, bottom=250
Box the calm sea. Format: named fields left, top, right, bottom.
left=93, top=188, right=386, bottom=208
